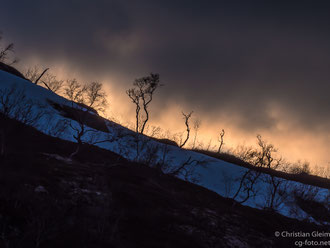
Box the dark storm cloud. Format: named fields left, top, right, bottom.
left=1, top=0, right=330, bottom=132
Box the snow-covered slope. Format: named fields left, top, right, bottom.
left=0, top=70, right=328, bottom=222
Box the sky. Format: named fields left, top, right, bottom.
left=1, top=1, right=330, bottom=169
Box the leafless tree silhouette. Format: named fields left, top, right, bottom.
left=25, top=67, right=64, bottom=93
left=0, top=86, right=45, bottom=157
left=126, top=73, right=161, bottom=134
left=61, top=79, right=108, bottom=158
left=64, top=79, right=86, bottom=103
left=232, top=135, right=286, bottom=209
left=0, top=32, right=18, bottom=65
left=217, top=129, right=225, bottom=153
left=180, top=111, right=193, bottom=148
left=85, top=81, right=108, bottom=113
left=168, top=156, right=208, bottom=182
left=192, top=118, right=201, bottom=149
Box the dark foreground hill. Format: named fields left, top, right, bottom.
left=0, top=116, right=328, bottom=248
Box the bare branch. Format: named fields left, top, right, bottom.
left=64, top=79, right=85, bottom=103
left=0, top=32, right=17, bottom=64
left=232, top=135, right=285, bottom=209
left=34, top=68, right=49, bottom=85
left=180, top=111, right=193, bottom=148
left=168, top=156, right=208, bottom=182
left=192, top=118, right=201, bottom=149
left=0, top=86, right=46, bottom=156
left=41, top=81, right=52, bottom=91
left=25, top=67, right=63, bottom=93
left=217, top=129, right=225, bottom=153
left=126, top=73, right=162, bottom=134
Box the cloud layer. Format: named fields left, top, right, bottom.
left=1, top=1, right=330, bottom=165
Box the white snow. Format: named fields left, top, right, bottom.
left=0, top=70, right=328, bottom=222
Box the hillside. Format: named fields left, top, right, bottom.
left=0, top=67, right=329, bottom=247
left=191, top=149, right=330, bottom=189
left=0, top=115, right=329, bottom=248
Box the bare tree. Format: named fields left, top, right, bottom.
left=25, top=67, right=64, bottom=93
left=232, top=168, right=262, bottom=204
left=312, top=164, right=330, bottom=179
left=127, top=89, right=140, bottom=133
left=25, top=66, right=46, bottom=84
left=220, top=170, right=235, bottom=197
left=66, top=104, right=107, bottom=159
left=288, top=161, right=311, bottom=175
left=126, top=73, right=161, bottom=134
left=0, top=32, right=18, bottom=65
left=154, top=144, right=172, bottom=172
left=217, top=129, right=225, bottom=153
left=192, top=118, right=201, bottom=149
left=85, top=81, right=108, bottom=113
left=64, top=79, right=85, bottom=103
left=34, top=68, right=49, bottom=85
left=180, top=111, right=193, bottom=148
left=63, top=79, right=107, bottom=113
left=42, top=73, right=63, bottom=93
left=0, top=86, right=46, bottom=157
left=232, top=135, right=286, bottom=209
left=68, top=115, right=98, bottom=159
left=206, top=139, right=215, bottom=151
left=140, top=143, right=161, bottom=166
left=44, top=119, right=70, bottom=138
left=168, top=156, right=208, bottom=183
left=263, top=172, right=286, bottom=210
left=62, top=80, right=108, bottom=158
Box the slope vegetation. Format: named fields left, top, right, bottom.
left=0, top=116, right=328, bottom=248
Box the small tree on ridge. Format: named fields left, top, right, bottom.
left=126, top=73, right=162, bottom=134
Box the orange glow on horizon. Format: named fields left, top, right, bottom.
left=17, top=61, right=330, bottom=176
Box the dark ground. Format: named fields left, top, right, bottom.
left=0, top=117, right=329, bottom=248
